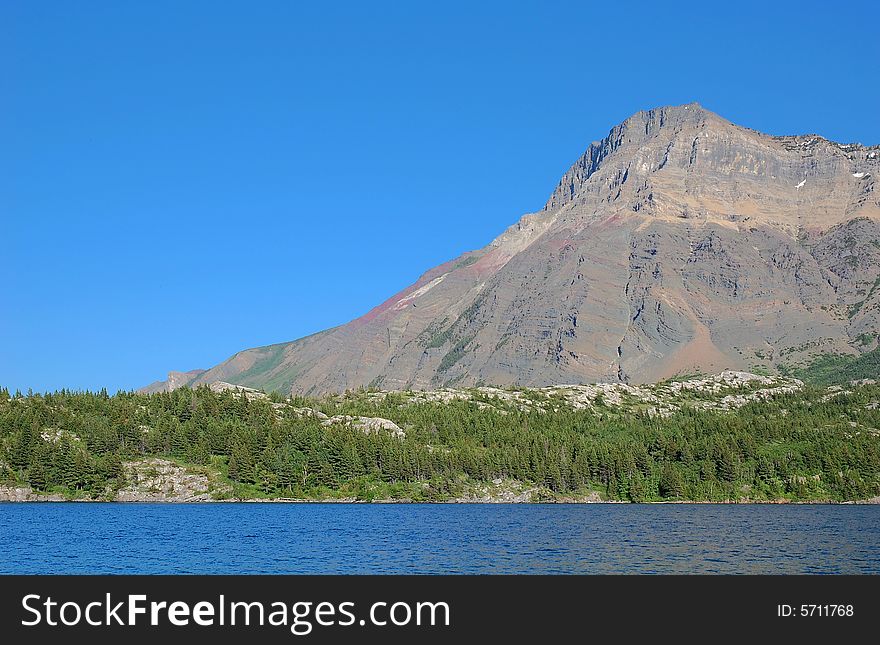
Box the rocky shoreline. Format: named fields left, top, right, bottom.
left=2, top=485, right=878, bottom=505
left=3, top=458, right=878, bottom=505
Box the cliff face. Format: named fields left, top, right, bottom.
left=146, top=103, right=880, bottom=395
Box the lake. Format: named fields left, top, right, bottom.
left=1, top=503, right=878, bottom=574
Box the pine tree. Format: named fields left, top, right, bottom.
left=628, top=472, right=648, bottom=502
left=227, top=451, right=239, bottom=482
left=717, top=446, right=739, bottom=483
left=659, top=465, right=684, bottom=498
left=29, top=460, right=48, bottom=491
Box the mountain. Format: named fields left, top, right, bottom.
left=143, top=103, right=880, bottom=396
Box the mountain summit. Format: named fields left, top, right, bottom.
left=144, top=104, right=880, bottom=395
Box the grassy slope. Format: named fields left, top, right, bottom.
left=785, top=347, right=880, bottom=386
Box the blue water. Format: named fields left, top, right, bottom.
left=1, top=503, right=878, bottom=574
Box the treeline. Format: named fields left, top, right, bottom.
left=0, top=383, right=879, bottom=502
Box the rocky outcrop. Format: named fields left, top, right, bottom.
left=448, top=478, right=603, bottom=503
left=288, top=407, right=329, bottom=420
left=358, top=370, right=803, bottom=418
left=144, top=103, right=880, bottom=396
left=1, top=459, right=221, bottom=503
left=199, top=381, right=331, bottom=419
left=206, top=381, right=265, bottom=399
left=321, top=415, right=405, bottom=438
left=0, top=486, right=65, bottom=502
left=115, top=458, right=216, bottom=502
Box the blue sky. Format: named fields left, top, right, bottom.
left=3, top=0, right=879, bottom=393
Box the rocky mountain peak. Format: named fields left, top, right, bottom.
left=542, top=103, right=732, bottom=213
left=144, top=105, right=880, bottom=396
left=542, top=103, right=878, bottom=235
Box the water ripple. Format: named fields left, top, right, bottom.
left=0, top=504, right=878, bottom=574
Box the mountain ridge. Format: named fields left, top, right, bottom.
left=143, top=103, right=880, bottom=395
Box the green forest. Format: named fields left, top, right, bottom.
left=1, top=380, right=879, bottom=503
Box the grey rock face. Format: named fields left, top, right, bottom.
left=146, top=103, right=880, bottom=395
left=141, top=369, right=207, bottom=394
left=115, top=458, right=219, bottom=502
